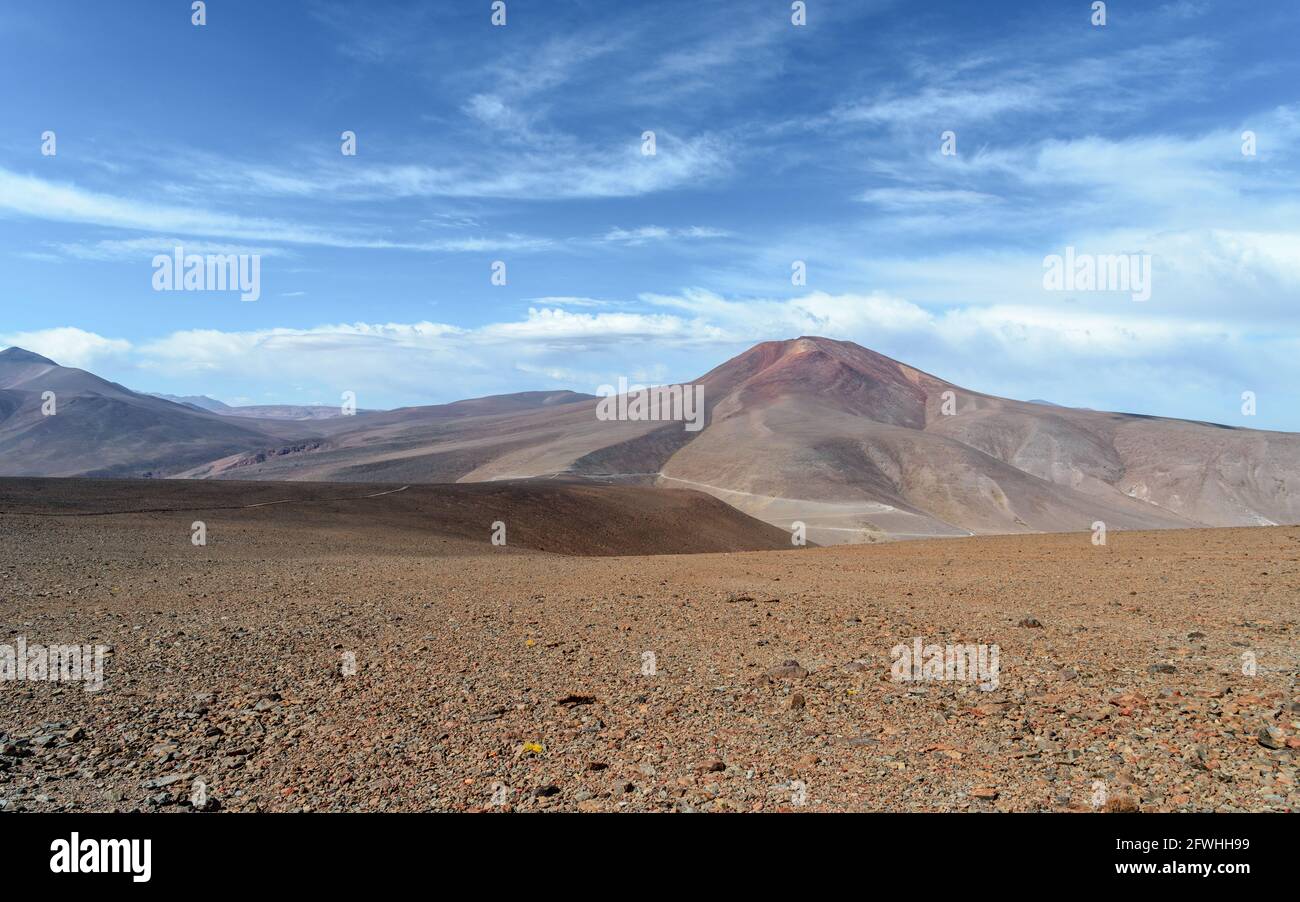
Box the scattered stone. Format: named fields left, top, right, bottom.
left=764, top=660, right=808, bottom=681
left=142, top=774, right=183, bottom=789
left=1257, top=726, right=1285, bottom=750
left=1101, top=795, right=1140, bottom=813
left=557, top=694, right=596, bottom=707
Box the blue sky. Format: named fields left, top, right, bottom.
left=2, top=0, right=1299, bottom=429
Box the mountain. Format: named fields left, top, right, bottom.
left=150, top=393, right=363, bottom=420
left=0, top=348, right=318, bottom=477
left=647, top=338, right=1207, bottom=541
left=0, top=348, right=597, bottom=480
left=149, top=393, right=233, bottom=413
left=4, top=339, right=1298, bottom=543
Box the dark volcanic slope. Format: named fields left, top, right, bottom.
left=0, top=477, right=796, bottom=556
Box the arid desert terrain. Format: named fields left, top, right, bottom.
left=1, top=478, right=1296, bottom=812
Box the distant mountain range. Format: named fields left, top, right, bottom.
left=148, top=393, right=358, bottom=420
left=3, top=338, right=1296, bottom=542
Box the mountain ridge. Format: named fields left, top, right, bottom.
left=3, top=338, right=1295, bottom=542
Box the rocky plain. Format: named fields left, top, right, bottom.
left=1, top=477, right=1296, bottom=813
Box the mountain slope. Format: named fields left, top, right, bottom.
left=0, top=348, right=318, bottom=477
left=652, top=338, right=1210, bottom=541
left=151, top=393, right=363, bottom=420
left=4, top=340, right=1297, bottom=543
left=192, top=336, right=1297, bottom=542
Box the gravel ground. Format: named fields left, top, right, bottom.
left=1, top=491, right=1296, bottom=813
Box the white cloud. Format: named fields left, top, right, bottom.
left=477, top=307, right=726, bottom=347
left=600, top=225, right=731, bottom=245
left=830, top=36, right=1212, bottom=131
left=0, top=327, right=132, bottom=369
left=0, top=167, right=553, bottom=252
left=211, top=135, right=732, bottom=201
left=525, top=296, right=616, bottom=308
left=53, top=237, right=291, bottom=262
left=858, top=187, right=998, bottom=209
left=836, top=85, right=1046, bottom=128
left=14, top=288, right=1298, bottom=429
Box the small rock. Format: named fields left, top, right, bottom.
left=764, top=660, right=808, bottom=681
left=1101, top=794, right=1140, bottom=813
left=557, top=694, right=596, bottom=707
left=142, top=774, right=183, bottom=789
left=1257, top=726, right=1285, bottom=750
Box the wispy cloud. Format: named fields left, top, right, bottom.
left=52, top=237, right=291, bottom=262
left=179, top=135, right=733, bottom=201
left=525, top=296, right=617, bottom=308
left=0, top=167, right=554, bottom=251
left=600, top=225, right=731, bottom=245
left=857, top=187, right=998, bottom=209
